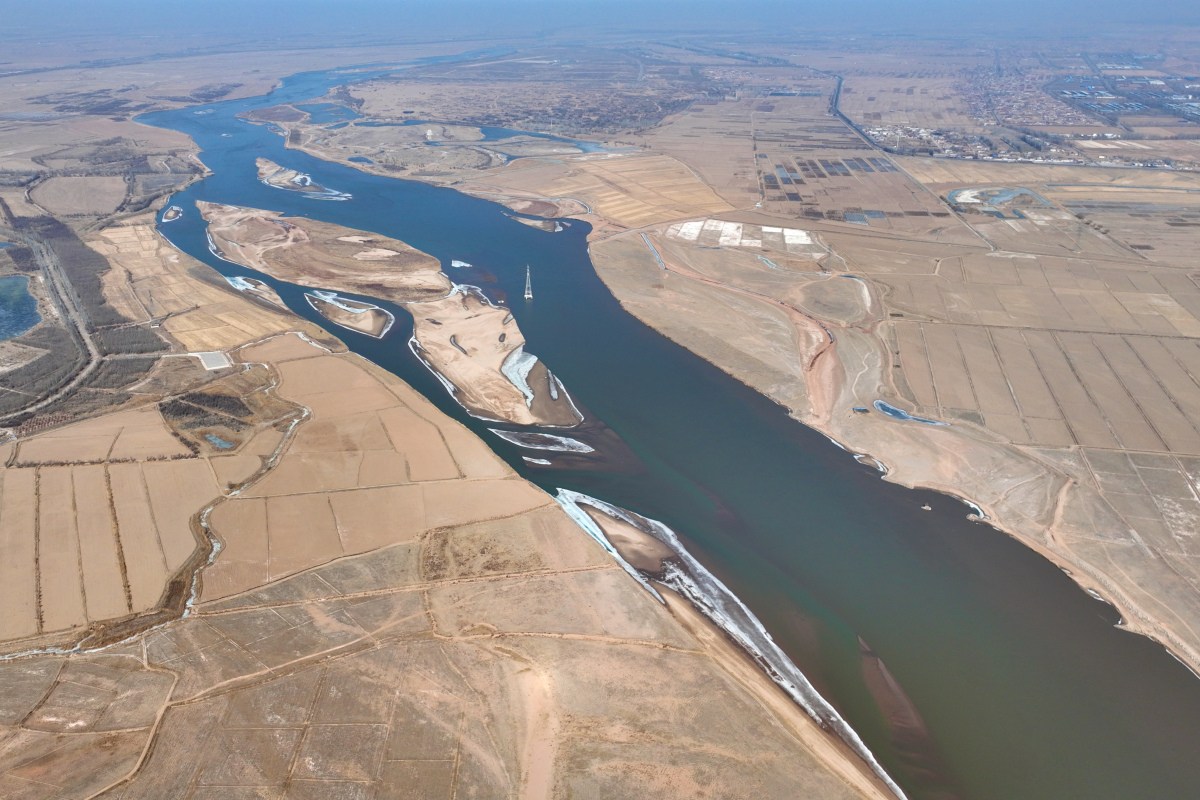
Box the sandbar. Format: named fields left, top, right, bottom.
left=305, top=291, right=394, bottom=338
left=408, top=285, right=582, bottom=426
left=199, top=201, right=449, bottom=304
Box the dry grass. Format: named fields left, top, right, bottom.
left=29, top=176, right=127, bottom=216
left=0, top=451, right=221, bottom=639
left=199, top=202, right=449, bottom=304
left=201, top=334, right=545, bottom=600
left=466, top=151, right=733, bottom=232
left=87, top=221, right=331, bottom=352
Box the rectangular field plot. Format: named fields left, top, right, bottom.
left=893, top=321, right=1200, bottom=454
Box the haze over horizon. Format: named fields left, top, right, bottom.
left=3, top=0, right=1199, bottom=46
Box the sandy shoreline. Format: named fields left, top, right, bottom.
left=304, top=290, right=394, bottom=338
left=557, top=488, right=907, bottom=800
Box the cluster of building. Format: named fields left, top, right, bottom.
left=955, top=70, right=1096, bottom=126
left=862, top=124, right=1090, bottom=163
left=1166, top=102, right=1200, bottom=119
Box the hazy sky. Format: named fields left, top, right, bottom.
left=3, top=0, right=1197, bottom=48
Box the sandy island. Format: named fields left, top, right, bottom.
left=409, top=285, right=582, bottom=426
left=511, top=214, right=565, bottom=232
left=224, top=274, right=287, bottom=308
left=199, top=201, right=450, bottom=304
left=305, top=290, right=394, bottom=338
left=255, top=156, right=345, bottom=197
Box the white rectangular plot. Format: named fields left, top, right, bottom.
left=783, top=229, right=812, bottom=245
left=718, top=222, right=743, bottom=246
left=194, top=351, right=231, bottom=370
left=697, top=218, right=725, bottom=246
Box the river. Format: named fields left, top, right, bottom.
left=141, top=62, right=1200, bottom=800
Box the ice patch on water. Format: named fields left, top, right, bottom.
left=489, top=429, right=593, bottom=453
left=500, top=345, right=538, bottom=407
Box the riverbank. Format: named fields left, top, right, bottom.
left=588, top=224, right=1200, bottom=679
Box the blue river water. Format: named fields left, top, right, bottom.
left=0, top=275, right=41, bottom=341
left=140, top=64, right=1200, bottom=800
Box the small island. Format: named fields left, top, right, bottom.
left=305, top=290, right=394, bottom=338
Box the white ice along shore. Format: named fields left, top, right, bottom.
left=225, top=275, right=257, bottom=291
left=554, top=489, right=909, bottom=800
left=488, top=429, right=594, bottom=453
left=206, top=231, right=239, bottom=264
left=555, top=490, right=665, bottom=602
left=410, top=283, right=582, bottom=425
left=501, top=344, right=538, bottom=406
left=408, top=336, right=503, bottom=424
left=259, top=170, right=352, bottom=200
left=304, top=290, right=396, bottom=339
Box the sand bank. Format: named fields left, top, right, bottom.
left=408, top=285, right=582, bottom=426
left=255, top=156, right=350, bottom=199
left=199, top=201, right=449, bottom=304
left=556, top=489, right=905, bottom=800
left=224, top=274, right=287, bottom=308
left=304, top=290, right=394, bottom=338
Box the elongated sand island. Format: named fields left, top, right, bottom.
left=305, top=289, right=394, bottom=337
left=201, top=202, right=580, bottom=427
left=255, top=156, right=349, bottom=198
left=224, top=273, right=287, bottom=308
left=409, top=284, right=583, bottom=426
left=199, top=201, right=449, bottom=303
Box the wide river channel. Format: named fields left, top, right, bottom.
left=142, top=62, right=1200, bottom=800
